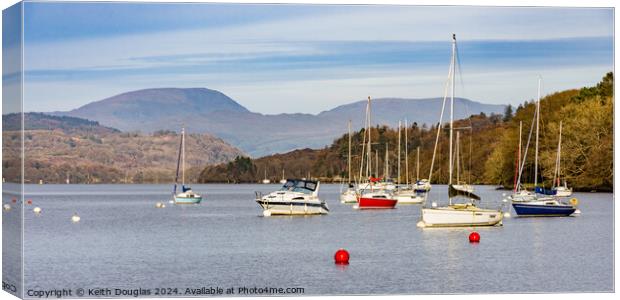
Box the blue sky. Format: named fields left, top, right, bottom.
left=9, top=2, right=614, bottom=114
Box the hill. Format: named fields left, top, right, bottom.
left=54, top=88, right=505, bottom=156
left=2, top=113, right=245, bottom=184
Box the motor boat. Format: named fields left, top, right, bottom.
left=255, top=179, right=328, bottom=216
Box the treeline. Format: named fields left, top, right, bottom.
left=198, top=72, right=613, bottom=192
left=485, top=72, right=613, bottom=191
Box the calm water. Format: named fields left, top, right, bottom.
left=6, top=184, right=614, bottom=295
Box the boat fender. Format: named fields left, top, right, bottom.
left=569, top=198, right=579, bottom=206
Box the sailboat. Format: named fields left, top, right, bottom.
left=394, top=120, right=424, bottom=204
left=262, top=168, right=271, bottom=184
left=340, top=120, right=358, bottom=204
left=356, top=96, right=398, bottom=209
left=173, top=127, right=203, bottom=204
left=279, top=169, right=287, bottom=184
left=412, top=144, right=432, bottom=193
left=418, top=34, right=503, bottom=228
left=511, top=91, right=577, bottom=217
left=552, top=121, right=573, bottom=197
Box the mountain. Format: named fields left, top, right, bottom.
left=2, top=112, right=245, bottom=184
left=55, top=88, right=505, bottom=156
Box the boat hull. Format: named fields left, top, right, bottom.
left=174, top=196, right=203, bottom=204
left=512, top=202, right=576, bottom=217
left=394, top=192, right=424, bottom=204
left=357, top=197, right=398, bottom=209
left=340, top=190, right=358, bottom=204
left=256, top=200, right=329, bottom=215
left=420, top=206, right=503, bottom=227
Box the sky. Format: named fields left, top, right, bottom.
left=5, top=2, right=614, bottom=114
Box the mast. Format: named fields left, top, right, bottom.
left=366, top=96, right=372, bottom=176
left=449, top=34, right=456, bottom=187
left=359, top=99, right=369, bottom=181
left=456, top=131, right=460, bottom=184
left=534, top=77, right=541, bottom=187
left=405, top=119, right=409, bottom=185
left=375, top=150, right=379, bottom=178
left=385, top=143, right=389, bottom=178
left=182, top=127, right=186, bottom=185
left=173, top=129, right=184, bottom=195
left=416, top=147, right=420, bottom=182
left=348, top=120, right=352, bottom=183
left=514, top=121, right=522, bottom=192
left=448, top=33, right=456, bottom=204
left=554, top=121, right=563, bottom=188
left=558, top=121, right=563, bottom=186
left=397, top=121, right=401, bottom=185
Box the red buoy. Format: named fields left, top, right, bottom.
left=469, top=232, right=480, bottom=243
left=27, top=199, right=32, bottom=205
left=11, top=198, right=17, bottom=203
left=334, top=249, right=350, bottom=264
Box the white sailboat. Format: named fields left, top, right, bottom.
left=173, top=127, right=203, bottom=204
left=279, top=169, right=287, bottom=184
left=394, top=120, right=424, bottom=204
left=262, top=168, right=270, bottom=184
left=340, top=120, right=358, bottom=204
left=418, top=34, right=503, bottom=228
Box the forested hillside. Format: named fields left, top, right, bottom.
left=2, top=114, right=245, bottom=184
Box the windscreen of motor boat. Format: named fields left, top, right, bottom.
left=280, top=179, right=318, bottom=194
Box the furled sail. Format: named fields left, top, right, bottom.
left=448, top=184, right=481, bottom=200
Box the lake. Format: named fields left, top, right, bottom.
left=3, top=183, right=614, bottom=296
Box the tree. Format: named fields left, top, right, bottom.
left=503, top=104, right=513, bottom=122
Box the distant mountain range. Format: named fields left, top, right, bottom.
left=53, top=88, right=506, bottom=156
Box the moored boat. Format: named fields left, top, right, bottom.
left=418, top=34, right=503, bottom=228
left=421, top=203, right=503, bottom=227
left=173, top=127, right=203, bottom=204
left=340, top=120, right=358, bottom=204
left=357, top=190, right=398, bottom=209
left=512, top=198, right=577, bottom=217
left=393, top=188, right=424, bottom=204
left=340, top=184, right=358, bottom=204
left=255, top=179, right=328, bottom=216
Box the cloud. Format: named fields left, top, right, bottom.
left=20, top=4, right=613, bottom=114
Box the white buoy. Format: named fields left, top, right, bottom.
left=502, top=193, right=507, bottom=197
left=502, top=199, right=508, bottom=203
left=33, top=207, right=42, bottom=214
left=352, top=204, right=359, bottom=210
left=416, top=221, right=426, bottom=228
left=574, top=209, right=581, bottom=215
left=263, top=210, right=272, bottom=217
left=71, top=213, right=81, bottom=223
left=3, top=204, right=11, bottom=211
left=155, top=202, right=165, bottom=208
left=431, top=202, right=437, bottom=208
left=503, top=212, right=511, bottom=218
left=168, top=200, right=174, bottom=204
